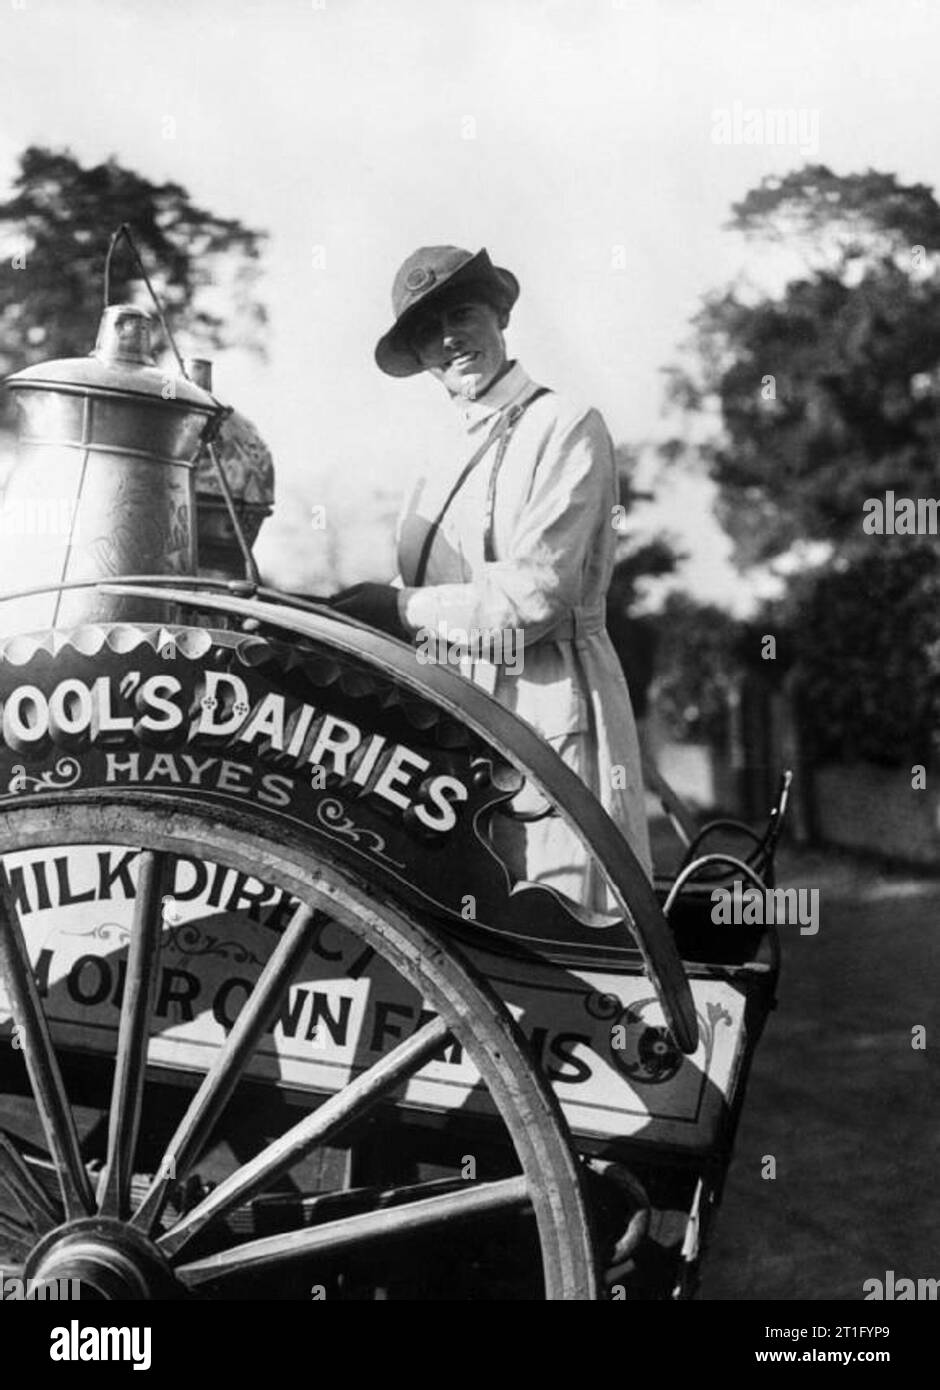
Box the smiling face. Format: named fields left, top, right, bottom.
left=408, top=295, right=509, bottom=399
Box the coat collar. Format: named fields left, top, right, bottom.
left=453, top=360, right=534, bottom=431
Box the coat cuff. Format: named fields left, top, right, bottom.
left=396, top=586, right=419, bottom=636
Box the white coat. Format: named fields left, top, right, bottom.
left=395, top=361, right=651, bottom=914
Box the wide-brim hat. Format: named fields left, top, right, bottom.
left=375, top=246, right=519, bottom=378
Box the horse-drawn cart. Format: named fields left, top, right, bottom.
left=0, top=274, right=787, bottom=1301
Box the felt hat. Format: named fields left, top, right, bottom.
left=375, top=245, right=519, bottom=377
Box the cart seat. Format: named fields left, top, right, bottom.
left=652, top=771, right=793, bottom=968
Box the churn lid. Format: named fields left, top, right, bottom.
left=3, top=305, right=218, bottom=413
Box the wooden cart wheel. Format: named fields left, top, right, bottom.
left=0, top=793, right=599, bottom=1300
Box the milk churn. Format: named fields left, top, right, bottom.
left=0, top=304, right=220, bottom=632
left=186, top=357, right=274, bottom=583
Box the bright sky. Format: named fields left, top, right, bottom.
left=1, top=0, right=938, bottom=606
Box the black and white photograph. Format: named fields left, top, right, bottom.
left=0, top=0, right=935, bottom=1356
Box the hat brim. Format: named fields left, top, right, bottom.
left=375, top=251, right=519, bottom=378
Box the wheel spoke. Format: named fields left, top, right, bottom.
left=0, top=865, right=94, bottom=1219
left=0, top=1211, right=34, bottom=1260
left=0, top=1130, right=60, bottom=1232
left=174, top=1175, right=530, bottom=1288
left=158, top=1014, right=449, bottom=1260
left=97, top=851, right=171, bottom=1217
left=0, top=804, right=601, bottom=1298
left=132, top=902, right=316, bottom=1234
left=222, top=1173, right=477, bottom=1238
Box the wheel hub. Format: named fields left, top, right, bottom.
left=24, top=1218, right=180, bottom=1300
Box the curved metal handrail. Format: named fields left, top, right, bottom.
left=661, top=853, right=771, bottom=922
left=678, top=770, right=794, bottom=877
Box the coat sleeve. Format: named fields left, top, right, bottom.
left=398, top=408, right=615, bottom=644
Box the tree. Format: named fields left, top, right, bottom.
left=661, top=165, right=940, bottom=774
left=606, top=444, right=684, bottom=716
left=0, top=146, right=268, bottom=425
left=646, top=592, right=744, bottom=746
left=664, top=166, right=940, bottom=568
left=776, top=545, right=940, bottom=767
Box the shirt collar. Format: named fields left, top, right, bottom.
left=453, top=360, right=533, bottom=431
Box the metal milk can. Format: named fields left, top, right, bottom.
left=0, top=304, right=219, bottom=632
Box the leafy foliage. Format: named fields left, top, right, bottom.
left=666, top=165, right=940, bottom=568
left=648, top=593, right=747, bottom=745
left=605, top=451, right=685, bottom=716
left=661, top=165, right=940, bottom=770
left=0, top=146, right=268, bottom=424
left=784, top=545, right=940, bottom=767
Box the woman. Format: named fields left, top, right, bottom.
left=332, top=245, right=651, bottom=913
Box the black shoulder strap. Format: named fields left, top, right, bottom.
left=413, top=385, right=551, bottom=587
